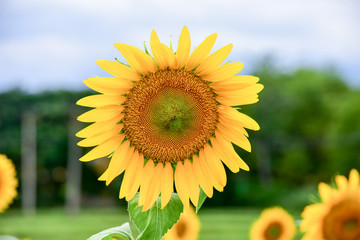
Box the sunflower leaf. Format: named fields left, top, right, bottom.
left=196, top=187, right=207, bottom=213
left=87, top=223, right=134, bottom=240
left=128, top=193, right=183, bottom=240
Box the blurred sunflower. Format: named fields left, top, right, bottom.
left=77, top=26, right=263, bottom=211
left=301, top=169, right=360, bottom=240
left=0, top=154, right=18, bottom=213
left=250, top=207, right=296, bottom=240
left=163, top=207, right=200, bottom=240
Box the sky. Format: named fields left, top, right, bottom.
left=0, top=0, right=359, bottom=92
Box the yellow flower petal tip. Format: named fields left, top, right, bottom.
left=77, top=26, right=262, bottom=210
left=0, top=154, right=18, bottom=213
left=301, top=169, right=360, bottom=240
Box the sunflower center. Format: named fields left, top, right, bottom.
left=123, top=69, right=218, bottom=163
left=150, top=91, right=195, bottom=135
left=175, top=220, right=187, bottom=238
left=264, top=222, right=282, bottom=240
left=323, top=199, right=360, bottom=240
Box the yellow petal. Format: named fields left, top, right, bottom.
left=176, top=26, right=191, bottom=68
left=76, top=115, right=122, bottom=138
left=213, top=132, right=249, bottom=171
left=349, top=169, right=360, bottom=190
left=98, top=168, right=109, bottom=181
left=77, top=124, right=123, bottom=147
left=202, top=62, right=244, bottom=82
left=175, top=162, right=190, bottom=209
left=210, top=137, right=239, bottom=173
left=126, top=153, right=145, bottom=201
left=96, top=60, right=140, bottom=80
left=105, top=141, right=132, bottom=185
left=77, top=106, right=123, bottom=123
left=119, top=149, right=136, bottom=199
left=191, top=155, right=214, bottom=198
left=150, top=29, right=160, bottom=43
left=150, top=41, right=176, bottom=69
left=142, top=163, right=162, bottom=211
left=77, top=94, right=126, bottom=108
left=185, top=33, right=217, bottom=71
left=335, top=175, right=348, bottom=192
left=210, top=75, right=260, bottom=91
left=218, top=105, right=260, bottom=131
left=199, top=149, right=223, bottom=192
left=217, top=124, right=251, bottom=152
left=139, top=160, right=155, bottom=206
left=161, top=162, right=174, bottom=209
left=218, top=84, right=264, bottom=98
left=217, top=95, right=259, bottom=106
left=79, top=134, right=123, bottom=162
left=219, top=115, right=249, bottom=137
left=203, top=146, right=227, bottom=188
left=114, top=43, right=157, bottom=75
left=318, top=182, right=336, bottom=202
left=195, top=44, right=233, bottom=76
left=183, top=160, right=200, bottom=206
left=83, top=77, right=133, bottom=95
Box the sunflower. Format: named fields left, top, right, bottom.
left=301, top=169, right=360, bottom=240
left=163, top=207, right=200, bottom=240
left=77, top=26, right=263, bottom=211
left=0, top=154, right=18, bottom=213
left=250, top=207, right=296, bottom=240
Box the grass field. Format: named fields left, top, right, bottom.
left=0, top=208, right=302, bottom=240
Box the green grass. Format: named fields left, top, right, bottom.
left=0, top=207, right=301, bottom=240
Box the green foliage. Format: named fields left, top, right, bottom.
left=128, top=193, right=183, bottom=240
left=87, top=223, right=133, bottom=240
left=196, top=188, right=207, bottom=213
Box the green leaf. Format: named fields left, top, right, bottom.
left=196, top=187, right=207, bottom=213
left=87, top=222, right=134, bottom=240
left=128, top=193, right=183, bottom=240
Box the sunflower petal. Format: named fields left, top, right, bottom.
left=191, top=155, right=213, bottom=198
left=77, top=94, right=126, bottom=108
left=176, top=26, right=191, bottom=68
left=349, top=169, right=360, bottom=190
left=199, top=149, right=223, bottom=192
left=210, top=75, right=260, bottom=91
left=219, top=84, right=264, bottom=98
left=79, top=134, right=123, bottom=162
left=217, top=95, right=259, bottom=106
left=183, top=160, right=200, bottom=206
left=195, top=44, right=233, bottom=76
left=161, top=162, right=174, bottom=209
left=96, top=60, right=140, bottom=80
left=318, top=182, right=336, bottom=202
left=175, top=162, right=190, bottom=209
left=114, top=43, right=157, bottom=75
left=151, top=41, right=176, bottom=69
left=77, top=106, right=123, bottom=123
left=83, top=77, right=133, bottom=95
left=217, top=124, right=251, bottom=152
left=76, top=115, right=122, bottom=138
left=139, top=160, right=155, bottom=206
left=77, top=124, right=123, bottom=147
left=213, top=132, right=249, bottom=171
left=203, top=146, right=227, bottom=188
left=218, top=105, right=260, bottom=131
left=125, top=153, right=145, bottom=201
left=202, top=62, right=244, bottom=82
left=210, top=137, right=239, bottom=173
left=185, top=33, right=217, bottom=71
left=106, top=141, right=132, bottom=185
left=142, top=163, right=162, bottom=211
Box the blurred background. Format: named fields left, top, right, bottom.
left=0, top=0, right=359, bottom=239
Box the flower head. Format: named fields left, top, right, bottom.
left=301, top=169, right=360, bottom=240
left=250, top=207, right=296, bottom=240
left=77, top=26, right=263, bottom=210
left=0, top=154, right=18, bottom=213
left=163, top=207, right=200, bottom=240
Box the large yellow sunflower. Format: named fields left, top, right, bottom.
left=0, top=154, right=18, bottom=213
left=77, top=26, right=263, bottom=211
left=301, top=169, right=360, bottom=240
left=163, top=207, right=200, bottom=240
left=250, top=207, right=296, bottom=240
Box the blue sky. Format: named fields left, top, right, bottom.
left=0, top=0, right=359, bottom=92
